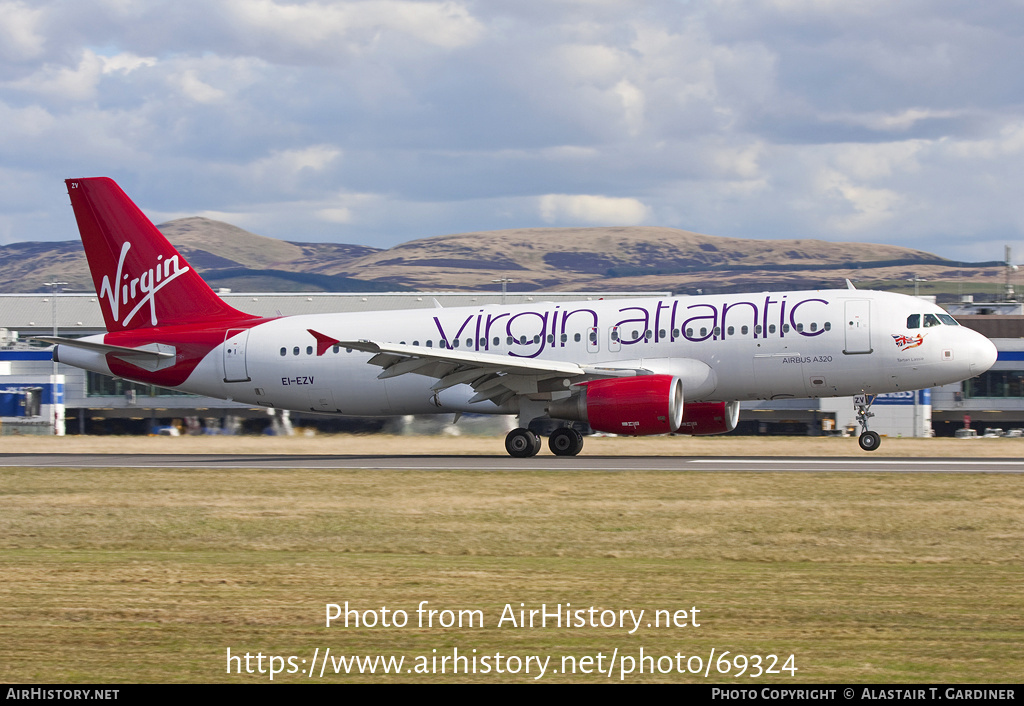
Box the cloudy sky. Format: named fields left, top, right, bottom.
left=1, top=0, right=1023, bottom=263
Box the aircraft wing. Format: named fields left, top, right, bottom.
left=326, top=334, right=638, bottom=406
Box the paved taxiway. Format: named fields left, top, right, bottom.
left=1, top=453, right=1023, bottom=472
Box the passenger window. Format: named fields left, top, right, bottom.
left=332, top=345, right=340, bottom=354
left=561, top=333, right=568, bottom=343
left=824, top=322, right=832, bottom=331
left=673, top=328, right=680, bottom=337
left=782, top=324, right=790, bottom=333
left=768, top=324, right=776, bottom=334
left=611, top=330, right=619, bottom=341
left=426, top=340, right=433, bottom=348
left=306, top=346, right=313, bottom=355
left=924, top=314, right=941, bottom=327
left=574, top=333, right=581, bottom=342
left=494, top=337, right=500, bottom=345
left=279, top=348, right=286, bottom=356
left=659, top=329, right=666, bottom=338
left=907, top=314, right=920, bottom=329
left=810, top=323, right=817, bottom=332
left=686, top=328, right=693, bottom=337
left=741, top=326, right=749, bottom=335
left=754, top=325, right=762, bottom=335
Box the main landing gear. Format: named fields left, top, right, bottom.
left=505, top=427, right=584, bottom=458
left=854, top=394, right=881, bottom=451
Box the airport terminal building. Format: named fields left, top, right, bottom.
left=1, top=292, right=1021, bottom=438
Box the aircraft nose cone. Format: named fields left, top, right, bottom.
left=969, top=333, right=998, bottom=375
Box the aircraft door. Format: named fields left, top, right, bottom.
left=223, top=328, right=251, bottom=382
left=843, top=300, right=872, bottom=354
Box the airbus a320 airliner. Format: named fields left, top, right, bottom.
left=39, top=178, right=997, bottom=456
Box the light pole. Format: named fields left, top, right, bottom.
left=492, top=277, right=514, bottom=305
left=43, top=279, right=67, bottom=435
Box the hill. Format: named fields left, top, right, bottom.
left=0, top=218, right=1005, bottom=298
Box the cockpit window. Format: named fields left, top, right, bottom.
left=923, top=314, right=942, bottom=327
left=907, top=314, right=920, bottom=329
left=938, top=314, right=959, bottom=326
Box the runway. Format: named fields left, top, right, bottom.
left=2, top=453, right=1023, bottom=472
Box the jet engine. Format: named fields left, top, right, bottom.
left=676, top=400, right=740, bottom=435
left=547, top=375, right=683, bottom=435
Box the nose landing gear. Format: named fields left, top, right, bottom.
left=854, top=394, right=881, bottom=451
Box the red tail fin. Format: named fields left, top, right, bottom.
left=66, top=178, right=256, bottom=332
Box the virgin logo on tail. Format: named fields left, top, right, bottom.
left=99, top=241, right=191, bottom=327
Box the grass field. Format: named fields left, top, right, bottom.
left=1, top=437, right=1022, bottom=683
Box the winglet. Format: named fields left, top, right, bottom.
left=308, top=329, right=341, bottom=356
left=846, top=279, right=857, bottom=290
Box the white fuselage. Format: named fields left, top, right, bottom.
left=57, top=289, right=998, bottom=419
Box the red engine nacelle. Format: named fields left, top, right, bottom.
left=676, top=400, right=740, bottom=435
left=548, top=375, right=684, bottom=436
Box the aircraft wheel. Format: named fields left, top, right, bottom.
left=506, top=428, right=541, bottom=458
left=549, top=428, right=584, bottom=456
left=858, top=430, right=881, bottom=451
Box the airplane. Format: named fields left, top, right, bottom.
left=37, top=177, right=998, bottom=456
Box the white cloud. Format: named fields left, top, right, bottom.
left=173, top=69, right=227, bottom=104
left=817, top=169, right=904, bottom=232
left=711, top=143, right=764, bottom=180
left=317, top=207, right=353, bottom=224
left=830, top=141, right=924, bottom=180
left=223, top=0, right=483, bottom=54
left=945, top=121, right=1024, bottom=160
left=0, top=0, right=1023, bottom=261
left=0, top=103, right=56, bottom=141
left=252, top=145, right=342, bottom=175
left=101, top=53, right=157, bottom=74
left=3, top=49, right=156, bottom=102
left=539, top=194, right=649, bottom=225
left=0, top=1, right=46, bottom=61
left=4, top=51, right=103, bottom=101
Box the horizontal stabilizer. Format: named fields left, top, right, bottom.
left=32, top=336, right=177, bottom=372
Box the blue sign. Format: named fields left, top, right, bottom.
left=873, top=389, right=931, bottom=405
